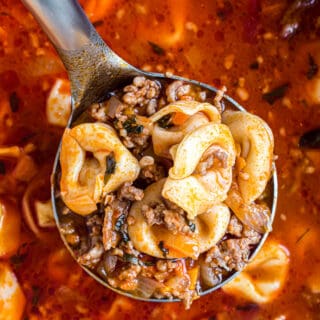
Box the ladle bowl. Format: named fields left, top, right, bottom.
left=22, top=0, right=278, bottom=303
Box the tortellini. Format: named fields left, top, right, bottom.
left=128, top=179, right=230, bottom=259
left=162, top=122, right=236, bottom=219
left=223, top=240, right=289, bottom=303
left=222, top=111, right=274, bottom=203
left=60, top=123, right=140, bottom=215
left=150, top=100, right=221, bottom=158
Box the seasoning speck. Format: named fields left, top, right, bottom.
left=9, top=92, right=19, bottom=112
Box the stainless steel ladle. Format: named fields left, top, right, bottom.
left=22, top=0, right=278, bottom=303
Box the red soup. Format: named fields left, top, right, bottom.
left=0, top=0, right=320, bottom=319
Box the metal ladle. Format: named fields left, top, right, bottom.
left=22, top=0, right=278, bottom=303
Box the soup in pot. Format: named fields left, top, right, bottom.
left=0, top=0, right=319, bottom=319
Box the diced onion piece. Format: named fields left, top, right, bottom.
left=34, top=199, right=55, bottom=228
left=46, top=78, right=71, bottom=127
left=135, top=276, right=162, bottom=298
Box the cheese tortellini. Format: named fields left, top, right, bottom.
left=222, top=111, right=274, bottom=203
left=162, top=122, right=236, bottom=220
left=60, top=123, right=140, bottom=215
left=223, top=240, right=289, bottom=303
left=128, top=179, right=230, bottom=259
left=150, top=100, right=221, bottom=158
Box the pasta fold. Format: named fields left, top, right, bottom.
left=150, top=100, right=221, bottom=158
left=162, top=123, right=236, bottom=219
left=128, top=179, right=230, bottom=259
left=60, top=123, right=140, bottom=215
left=222, top=111, right=274, bottom=203
left=223, top=240, right=289, bottom=303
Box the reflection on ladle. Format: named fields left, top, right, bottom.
left=22, top=0, right=278, bottom=304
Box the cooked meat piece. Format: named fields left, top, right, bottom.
left=195, top=145, right=229, bottom=176
left=163, top=209, right=190, bottom=234
left=117, top=182, right=144, bottom=201
left=142, top=203, right=165, bottom=225
left=166, top=80, right=193, bottom=102
left=108, top=264, right=142, bottom=291
left=86, top=214, right=103, bottom=236
left=102, top=197, right=131, bottom=251
left=166, top=80, right=207, bottom=103
left=227, top=215, right=243, bottom=237
left=122, top=76, right=161, bottom=115
left=139, top=163, right=165, bottom=183
left=77, top=242, right=104, bottom=268
left=114, top=114, right=151, bottom=154
left=141, top=200, right=191, bottom=234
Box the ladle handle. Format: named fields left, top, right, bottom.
left=21, top=0, right=139, bottom=109
left=21, top=0, right=92, bottom=51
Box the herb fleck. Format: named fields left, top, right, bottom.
left=123, top=253, right=139, bottom=265
left=188, top=221, right=196, bottom=232
left=32, top=285, right=41, bottom=306
left=262, top=83, right=289, bottom=105
left=123, top=116, right=144, bottom=134
left=114, top=214, right=126, bottom=231
left=9, top=92, right=19, bottom=112
left=0, top=161, right=5, bottom=175
left=93, top=20, right=104, bottom=27
left=104, top=153, right=116, bottom=183
left=307, top=54, right=318, bottom=80
left=120, top=231, right=130, bottom=243
left=158, top=241, right=169, bottom=257
left=299, top=128, right=320, bottom=148
left=249, top=61, right=259, bottom=70
left=10, top=242, right=29, bottom=268
left=157, top=114, right=173, bottom=128
left=236, top=303, right=259, bottom=311
left=142, top=260, right=156, bottom=266
left=296, top=228, right=310, bottom=244
left=148, top=41, right=165, bottom=56
left=10, top=253, right=27, bottom=267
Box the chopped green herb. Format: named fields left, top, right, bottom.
left=0, top=161, right=5, bottom=175
left=120, top=231, right=130, bottom=243
left=123, top=116, right=144, bottom=134
left=104, top=153, right=116, bottom=183
left=296, top=228, right=310, bottom=244
left=299, top=128, right=320, bottom=148
left=10, top=242, right=29, bottom=268
left=249, top=61, right=259, bottom=70
left=114, top=214, right=126, bottom=231
left=307, top=54, right=318, bottom=80
left=188, top=221, right=196, bottom=232
left=142, top=260, right=156, bottom=267
left=93, top=20, right=104, bottom=27
left=148, top=41, right=165, bottom=56
left=9, top=91, right=19, bottom=112
left=10, top=253, right=27, bottom=268
left=158, top=241, right=169, bottom=258
left=157, top=114, right=173, bottom=129
left=32, top=285, right=41, bottom=306
left=123, top=254, right=156, bottom=266
left=262, top=83, right=289, bottom=105
left=123, top=253, right=139, bottom=265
